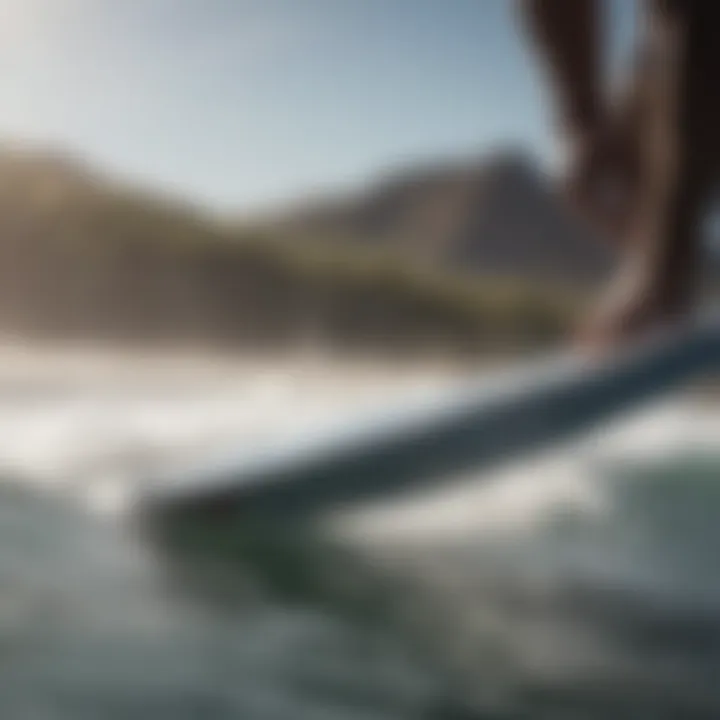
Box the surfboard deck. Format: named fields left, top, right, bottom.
left=137, top=311, right=720, bottom=524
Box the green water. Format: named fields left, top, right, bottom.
left=2, top=446, right=720, bottom=719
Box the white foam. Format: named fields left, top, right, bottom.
left=0, top=345, right=715, bottom=544
left=0, top=347, right=461, bottom=502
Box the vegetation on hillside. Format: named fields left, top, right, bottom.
left=0, top=146, right=587, bottom=356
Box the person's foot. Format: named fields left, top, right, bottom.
left=575, top=254, right=691, bottom=352
left=563, top=69, right=666, bottom=352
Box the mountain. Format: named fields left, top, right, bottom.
left=0, top=143, right=578, bottom=355
left=270, top=150, right=614, bottom=288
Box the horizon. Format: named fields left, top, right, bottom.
left=0, top=0, right=635, bottom=213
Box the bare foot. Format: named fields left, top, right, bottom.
left=575, top=259, right=690, bottom=354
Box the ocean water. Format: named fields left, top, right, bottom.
left=0, top=344, right=719, bottom=719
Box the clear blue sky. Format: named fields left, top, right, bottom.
left=0, top=0, right=635, bottom=212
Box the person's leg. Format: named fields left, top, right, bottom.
left=518, top=0, right=602, bottom=138
left=585, top=0, right=720, bottom=342
left=517, top=0, right=639, bottom=239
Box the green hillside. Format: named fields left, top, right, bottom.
left=0, top=146, right=587, bottom=356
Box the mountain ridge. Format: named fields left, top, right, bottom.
left=264, top=149, right=614, bottom=288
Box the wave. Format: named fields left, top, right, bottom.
left=0, top=352, right=718, bottom=719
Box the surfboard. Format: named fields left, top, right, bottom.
left=138, top=310, right=720, bottom=524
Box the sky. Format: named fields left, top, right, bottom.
left=0, top=0, right=635, bottom=212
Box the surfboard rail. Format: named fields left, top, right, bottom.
left=138, top=310, right=720, bottom=521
